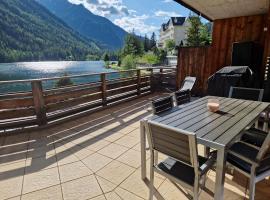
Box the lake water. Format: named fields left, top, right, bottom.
left=0, top=61, right=118, bottom=93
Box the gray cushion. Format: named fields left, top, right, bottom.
left=157, top=156, right=208, bottom=186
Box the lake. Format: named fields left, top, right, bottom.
left=0, top=61, right=118, bottom=93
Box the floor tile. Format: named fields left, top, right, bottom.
left=115, top=187, right=144, bottom=200
left=25, top=155, right=57, bottom=173
left=5, top=196, right=21, bottom=200
left=56, top=151, right=80, bottom=166
left=120, top=170, right=164, bottom=199
left=102, top=131, right=125, bottom=142
left=98, top=143, right=128, bottom=159
left=96, top=176, right=117, bottom=193
left=81, top=139, right=110, bottom=152
left=126, top=129, right=140, bottom=139
left=0, top=171, right=24, bottom=199
left=116, top=149, right=143, bottom=168
left=82, top=153, right=112, bottom=173
left=59, top=161, right=92, bottom=183
left=21, top=185, right=63, bottom=200
left=23, top=167, right=60, bottom=194
left=114, top=135, right=140, bottom=148
left=96, top=160, right=135, bottom=185
left=104, top=192, right=122, bottom=200
left=112, top=126, right=137, bottom=135
left=89, top=194, right=106, bottom=200
left=26, top=145, right=55, bottom=159
left=67, top=146, right=94, bottom=160
left=61, top=175, right=102, bottom=200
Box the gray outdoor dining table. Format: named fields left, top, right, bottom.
left=140, top=96, right=270, bottom=200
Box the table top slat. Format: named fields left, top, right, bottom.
left=202, top=101, right=257, bottom=141
left=151, top=96, right=211, bottom=122
left=216, top=102, right=270, bottom=144
left=195, top=100, right=253, bottom=138
left=179, top=98, right=241, bottom=131
left=167, top=98, right=231, bottom=127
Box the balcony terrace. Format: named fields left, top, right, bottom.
left=0, top=93, right=270, bottom=200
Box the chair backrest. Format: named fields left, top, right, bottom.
left=151, top=96, right=174, bottom=115
left=174, top=89, right=191, bottom=106
left=256, top=132, right=270, bottom=161
left=181, top=77, right=196, bottom=91
left=228, top=87, right=264, bottom=101
left=146, top=120, right=199, bottom=169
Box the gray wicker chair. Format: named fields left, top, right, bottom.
left=174, top=89, right=191, bottom=106
left=227, top=132, right=270, bottom=200
left=151, top=95, right=174, bottom=115
left=145, top=120, right=216, bottom=200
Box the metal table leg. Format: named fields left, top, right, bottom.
left=140, top=120, right=147, bottom=180
left=214, top=148, right=227, bottom=200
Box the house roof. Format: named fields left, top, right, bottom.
left=174, top=0, right=269, bottom=21
left=162, top=17, right=186, bottom=31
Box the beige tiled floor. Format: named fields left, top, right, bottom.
left=0, top=94, right=270, bottom=200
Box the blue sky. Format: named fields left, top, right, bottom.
left=68, top=0, right=193, bottom=37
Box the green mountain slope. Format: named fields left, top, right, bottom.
left=0, top=0, right=100, bottom=62
left=36, top=0, right=128, bottom=50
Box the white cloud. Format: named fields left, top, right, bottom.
left=155, top=10, right=182, bottom=17
left=68, top=0, right=159, bottom=35
left=114, top=15, right=159, bottom=35
left=163, top=0, right=173, bottom=3
left=68, top=0, right=129, bottom=17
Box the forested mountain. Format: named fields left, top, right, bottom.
left=36, top=0, right=128, bottom=50
left=0, top=0, right=100, bottom=63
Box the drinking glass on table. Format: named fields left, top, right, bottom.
left=207, top=99, right=220, bottom=112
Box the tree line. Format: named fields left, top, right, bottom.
left=103, top=14, right=212, bottom=70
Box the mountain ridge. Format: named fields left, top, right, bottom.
left=36, top=0, right=128, bottom=50
left=0, top=0, right=100, bottom=62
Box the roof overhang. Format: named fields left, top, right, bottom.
left=174, top=0, right=269, bottom=21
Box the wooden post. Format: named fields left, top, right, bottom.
left=31, top=81, right=47, bottom=126
left=149, top=68, right=154, bottom=93
left=137, top=69, right=141, bottom=95
left=176, top=48, right=181, bottom=90
left=159, top=68, right=164, bottom=87
left=101, top=73, right=107, bottom=106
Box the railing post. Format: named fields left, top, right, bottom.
left=31, top=80, right=47, bottom=126
left=137, top=69, right=141, bottom=95
left=159, top=68, right=163, bottom=83
left=149, top=68, right=154, bottom=93
left=101, top=73, right=107, bottom=106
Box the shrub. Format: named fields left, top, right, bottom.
left=137, top=53, right=159, bottom=65
left=121, top=55, right=137, bottom=70
left=55, top=73, right=73, bottom=87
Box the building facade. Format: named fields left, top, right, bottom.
left=158, top=17, right=190, bottom=48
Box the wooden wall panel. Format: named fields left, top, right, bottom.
left=177, top=14, right=268, bottom=94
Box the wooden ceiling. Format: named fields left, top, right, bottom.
left=174, top=0, right=269, bottom=21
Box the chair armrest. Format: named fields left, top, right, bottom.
left=239, top=141, right=260, bottom=150
left=199, top=151, right=217, bottom=175
left=228, top=150, right=259, bottom=167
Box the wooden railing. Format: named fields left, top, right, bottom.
left=0, top=67, right=176, bottom=133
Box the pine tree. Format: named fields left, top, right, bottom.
left=150, top=32, right=156, bottom=49
left=122, top=33, right=143, bottom=56
left=186, top=14, right=212, bottom=46
left=186, top=15, right=202, bottom=46
left=144, top=34, right=149, bottom=52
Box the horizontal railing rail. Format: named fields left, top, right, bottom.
left=0, top=67, right=177, bottom=134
